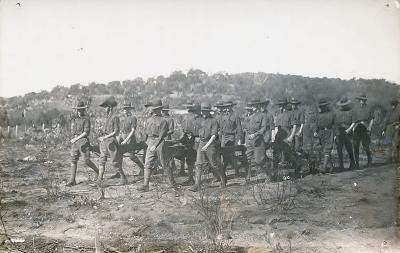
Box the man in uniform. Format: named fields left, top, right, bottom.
left=219, top=100, right=243, bottom=176
left=383, top=98, right=400, bottom=163
left=289, top=98, right=305, bottom=153
left=334, top=97, right=356, bottom=171
left=272, top=98, right=302, bottom=180
left=177, top=100, right=195, bottom=176
left=260, top=99, right=275, bottom=172
left=66, top=101, right=99, bottom=187
left=244, top=99, right=267, bottom=182
left=111, top=102, right=145, bottom=179
left=138, top=99, right=175, bottom=192
left=96, top=96, right=128, bottom=185
left=162, top=103, right=177, bottom=171
left=314, top=98, right=336, bottom=173
left=189, top=102, right=227, bottom=192
left=352, top=94, right=373, bottom=168
left=179, top=102, right=202, bottom=185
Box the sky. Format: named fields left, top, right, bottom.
left=0, top=0, right=400, bottom=97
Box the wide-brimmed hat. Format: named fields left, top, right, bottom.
left=189, top=102, right=201, bottom=112
left=215, top=101, right=226, bottom=108
left=121, top=102, right=135, bottom=109
left=289, top=98, right=301, bottom=105
left=100, top=96, right=118, bottom=108
left=201, top=102, right=213, bottom=111
left=223, top=100, right=237, bottom=107
left=183, top=99, right=194, bottom=108
left=337, top=97, right=351, bottom=107
left=72, top=101, right=88, bottom=110
left=356, top=94, right=367, bottom=101
left=145, top=99, right=163, bottom=110
left=246, top=99, right=261, bottom=106
left=276, top=98, right=288, bottom=106
left=162, top=104, right=170, bottom=111
left=391, top=98, right=399, bottom=105
left=318, top=98, right=330, bottom=107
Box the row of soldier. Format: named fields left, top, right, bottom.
left=67, top=94, right=400, bottom=192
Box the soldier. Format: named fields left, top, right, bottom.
left=137, top=99, right=175, bottom=192
left=259, top=99, right=275, bottom=171
left=272, top=99, right=302, bottom=180
left=162, top=104, right=174, bottom=140
left=335, top=97, right=356, bottom=171
left=189, top=102, right=227, bottom=192
left=352, top=94, right=373, bottom=168
left=179, top=102, right=202, bottom=185
left=314, top=98, right=335, bottom=173
left=66, top=101, right=99, bottom=187
left=244, top=99, right=267, bottom=182
left=96, top=96, right=128, bottom=185
left=383, top=98, right=400, bottom=163
left=289, top=98, right=305, bottom=152
left=177, top=100, right=195, bottom=176
left=302, top=105, right=319, bottom=173
left=110, top=102, right=145, bottom=179
left=219, top=101, right=243, bottom=176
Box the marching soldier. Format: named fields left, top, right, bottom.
left=96, top=96, right=128, bottom=185
left=189, top=102, right=227, bottom=192
left=352, top=94, right=373, bottom=168
left=111, top=102, right=145, bottom=179
left=335, top=97, right=356, bottom=171
left=314, top=98, right=336, bottom=173
left=180, top=102, right=202, bottom=185
left=66, top=101, right=99, bottom=187
left=138, top=99, right=175, bottom=192
left=383, top=98, right=400, bottom=163
left=289, top=98, right=305, bottom=152
left=244, top=99, right=267, bottom=182
left=272, top=99, right=302, bottom=180
left=219, top=101, right=243, bottom=176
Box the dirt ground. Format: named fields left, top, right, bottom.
left=0, top=140, right=399, bottom=253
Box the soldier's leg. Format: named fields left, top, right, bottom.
left=361, top=130, right=372, bottom=166
left=67, top=144, right=80, bottom=186
left=96, top=141, right=109, bottom=184
left=344, top=132, right=355, bottom=169
left=137, top=143, right=157, bottom=192
left=189, top=143, right=206, bottom=192
left=280, top=141, right=302, bottom=178
left=336, top=132, right=345, bottom=171
left=254, top=141, right=266, bottom=179
left=272, top=142, right=282, bottom=181
left=158, top=143, right=176, bottom=188
left=245, top=144, right=255, bottom=183
left=353, top=128, right=361, bottom=169
left=130, top=153, right=145, bottom=175
left=81, top=142, right=99, bottom=175
left=184, top=147, right=196, bottom=184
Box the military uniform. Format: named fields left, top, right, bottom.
left=385, top=100, right=400, bottom=162
left=316, top=99, right=335, bottom=173
left=290, top=108, right=305, bottom=151
left=303, top=107, right=318, bottom=153
left=67, top=102, right=99, bottom=186
left=353, top=102, right=372, bottom=167
left=220, top=102, right=243, bottom=175
left=190, top=103, right=226, bottom=191
left=273, top=103, right=301, bottom=179
left=334, top=98, right=356, bottom=170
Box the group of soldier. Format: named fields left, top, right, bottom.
left=66, top=94, right=400, bottom=193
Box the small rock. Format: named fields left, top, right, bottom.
left=23, top=156, right=37, bottom=162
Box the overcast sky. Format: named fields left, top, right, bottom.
left=0, top=0, right=399, bottom=97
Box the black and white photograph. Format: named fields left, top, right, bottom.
left=0, top=0, right=400, bottom=252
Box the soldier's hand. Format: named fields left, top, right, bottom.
left=201, top=145, right=208, bottom=152
left=296, top=131, right=301, bottom=137
left=121, top=140, right=127, bottom=145
left=237, top=140, right=241, bottom=145
left=313, top=132, right=318, bottom=137
left=98, top=136, right=104, bottom=142
left=150, top=145, right=156, bottom=152
left=345, top=129, right=350, bottom=134
left=248, top=134, right=254, bottom=140
left=382, top=131, right=385, bottom=136
left=70, top=138, right=76, bottom=144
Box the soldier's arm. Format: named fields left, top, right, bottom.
left=100, top=117, right=120, bottom=139
left=202, top=120, right=218, bottom=149
left=236, top=115, right=243, bottom=144
left=297, top=111, right=304, bottom=135
left=123, top=117, right=137, bottom=143
left=71, top=119, right=89, bottom=143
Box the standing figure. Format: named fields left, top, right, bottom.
left=335, top=97, right=356, bottom=171
left=66, top=101, right=99, bottom=187
left=111, top=102, right=145, bottom=179
left=315, top=98, right=335, bottom=173
left=352, top=94, right=373, bottom=168
left=260, top=99, right=275, bottom=170
left=383, top=98, right=400, bottom=163
left=272, top=99, right=302, bottom=179
left=220, top=101, right=243, bottom=176
left=138, top=99, right=175, bottom=192
left=178, top=100, right=195, bottom=176
left=96, top=96, right=127, bottom=185
left=162, top=103, right=177, bottom=171
left=189, top=102, right=226, bottom=192
left=289, top=98, right=305, bottom=153
left=180, top=102, right=202, bottom=185
left=244, top=99, right=267, bottom=182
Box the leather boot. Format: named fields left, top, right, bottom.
left=66, top=162, right=77, bottom=187
left=189, top=165, right=202, bottom=192
left=137, top=168, right=151, bottom=192
left=165, top=164, right=177, bottom=188
left=217, top=167, right=227, bottom=188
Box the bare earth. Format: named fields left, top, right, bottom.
left=0, top=140, right=399, bottom=253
